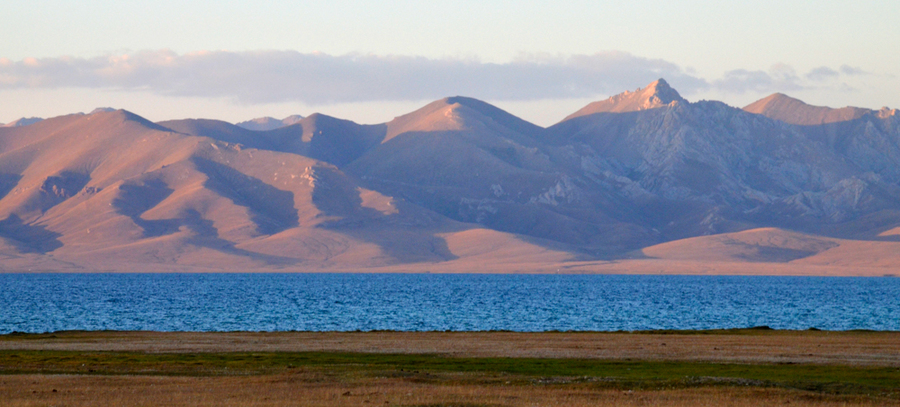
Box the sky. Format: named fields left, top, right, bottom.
left=1, top=0, right=898, bottom=126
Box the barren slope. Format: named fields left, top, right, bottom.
left=2, top=110, right=554, bottom=271
left=348, top=96, right=652, bottom=255
left=3, top=81, right=900, bottom=274
left=744, top=93, right=874, bottom=125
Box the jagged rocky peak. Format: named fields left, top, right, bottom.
left=877, top=107, right=898, bottom=119
left=636, top=78, right=685, bottom=106
left=563, top=79, right=686, bottom=120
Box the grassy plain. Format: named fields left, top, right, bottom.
left=1, top=330, right=898, bottom=406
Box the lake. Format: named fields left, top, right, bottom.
left=1, top=273, right=897, bottom=333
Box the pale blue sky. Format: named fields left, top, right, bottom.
left=2, top=1, right=898, bottom=125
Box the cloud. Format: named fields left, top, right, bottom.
left=713, top=64, right=805, bottom=94
left=839, top=65, right=867, bottom=76
left=805, top=66, right=840, bottom=82
left=0, top=50, right=709, bottom=104
left=2, top=51, right=873, bottom=104
left=712, top=63, right=869, bottom=94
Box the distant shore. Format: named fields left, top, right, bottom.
left=3, top=257, right=900, bottom=276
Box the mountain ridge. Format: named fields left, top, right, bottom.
left=563, top=79, right=686, bottom=121
left=236, top=115, right=304, bottom=131
left=743, top=93, right=874, bottom=125
left=1, top=80, right=899, bottom=274
left=2, top=117, right=43, bottom=128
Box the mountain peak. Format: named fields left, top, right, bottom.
left=82, top=109, right=173, bottom=133
left=877, top=107, right=898, bottom=119
left=644, top=78, right=677, bottom=96
left=235, top=115, right=305, bottom=131
left=743, top=93, right=803, bottom=111
left=2, top=117, right=43, bottom=127
left=562, top=79, right=686, bottom=121
left=89, top=107, right=118, bottom=115
left=744, top=93, right=872, bottom=125
left=383, top=97, right=482, bottom=141
left=384, top=96, right=543, bottom=142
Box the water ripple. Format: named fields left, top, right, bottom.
left=0, top=274, right=898, bottom=333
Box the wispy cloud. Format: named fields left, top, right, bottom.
left=714, top=64, right=803, bottom=94
left=0, top=51, right=871, bottom=104
left=805, top=66, right=840, bottom=82
left=839, top=65, right=867, bottom=76
left=713, top=63, right=869, bottom=94
left=0, top=50, right=708, bottom=104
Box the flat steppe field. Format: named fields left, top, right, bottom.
left=1, top=330, right=898, bottom=406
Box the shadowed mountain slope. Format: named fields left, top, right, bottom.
left=2, top=82, right=900, bottom=274
left=1, top=110, right=569, bottom=271
left=348, top=96, right=652, bottom=255
left=743, top=94, right=900, bottom=183
left=236, top=115, right=304, bottom=131
left=158, top=118, right=280, bottom=151
left=2, top=117, right=43, bottom=128
left=549, top=82, right=900, bottom=241
left=161, top=114, right=385, bottom=167
left=269, top=114, right=386, bottom=166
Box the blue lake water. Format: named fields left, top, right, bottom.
left=0, top=273, right=898, bottom=333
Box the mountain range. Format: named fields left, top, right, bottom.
left=235, top=115, right=305, bottom=131
left=1, top=79, right=899, bottom=275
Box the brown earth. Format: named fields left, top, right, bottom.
left=2, top=374, right=893, bottom=407
left=3, top=330, right=898, bottom=366
left=2, top=331, right=899, bottom=407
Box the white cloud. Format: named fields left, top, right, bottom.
left=839, top=65, right=868, bottom=76
left=1, top=51, right=875, bottom=108
left=712, top=64, right=804, bottom=94
left=711, top=63, right=869, bottom=95
left=806, top=66, right=840, bottom=82
left=0, top=50, right=708, bottom=104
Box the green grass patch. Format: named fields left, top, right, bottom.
left=1, top=350, right=898, bottom=399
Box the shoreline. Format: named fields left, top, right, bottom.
left=3, top=257, right=900, bottom=277
left=5, top=326, right=900, bottom=334
left=4, top=269, right=900, bottom=276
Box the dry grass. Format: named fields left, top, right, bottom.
left=2, top=331, right=898, bottom=406
left=1, top=373, right=895, bottom=407
left=3, top=330, right=898, bottom=367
